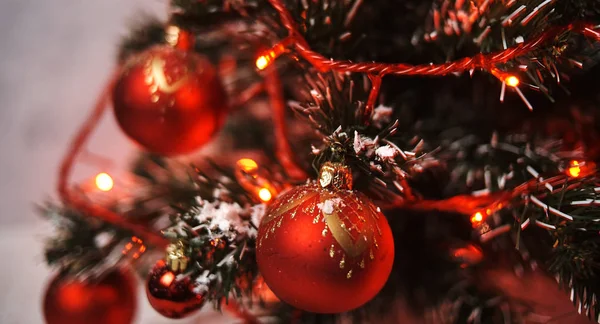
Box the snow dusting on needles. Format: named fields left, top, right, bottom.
left=376, top=145, right=397, bottom=162
left=353, top=131, right=376, bottom=156
left=189, top=199, right=262, bottom=238
left=371, top=105, right=393, bottom=128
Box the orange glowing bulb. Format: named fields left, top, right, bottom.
left=237, top=158, right=259, bottom=173
left=256, top=55, right=271, bottom=70
left=95, top=172, right=114, bottom=192
left=505, top=75, right=520, bottom=87
left=159, top=271, right=175, bottom=287
left=258, top=188, right=273, bottom=202
left=568, top=160, right=581, bottom=177
left=471, top=211, right=484, bottom=224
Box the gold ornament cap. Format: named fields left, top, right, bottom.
left=166, top=241, right=189, bottom=273
left=319, top=162, right=352, bottom=190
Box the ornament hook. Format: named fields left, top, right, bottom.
left=319, top=162, right=353, bottom=190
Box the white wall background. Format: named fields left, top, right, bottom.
left=0, top=1, right=235, bottom=323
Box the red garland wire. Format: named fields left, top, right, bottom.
left=266, top=0, right=600, bottom=118
left=264, top=65, right=308, bottom=180
left=268, top=0, right=599, bottom=75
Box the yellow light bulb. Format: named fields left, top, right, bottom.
left=471, top=211, right=484, bottom=224
left=258, top=188, right=272, bottom=202
left=95, top=172, right=114, bottom=192
left=505, top=75, right=520, bottom=87
left=568, top=160, right=581, bottom=178
left=256, top=56, right=270, bottom=70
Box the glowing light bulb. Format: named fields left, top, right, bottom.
left=122, top=236, right=145, bottom=259
left=258, top=188, right=273, bottom=202
left=505, top=75, right=520, bottom=87
left=159, top=272, right=175, bottom=287
left=256, top=55, right=271, bottom=70
left=95, top=172, right=114, bottom=191
left=471, top=211, right=484, bottom=224
left=237, top=158, right=259, bottom=173
left=255, top=39, right=291, bottom=70
left=568, top=160, right=581, bottom=178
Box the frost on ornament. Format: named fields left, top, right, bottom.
left=316, top=198, right=344, bottom=215
left=371, top=105, right=393, bottom=128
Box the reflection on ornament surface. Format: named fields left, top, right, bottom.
left=43, top=268, right=137, bottom=324
left=146, top=260, right=205, bottom=319
left=112, top=46, right=228, bottom=155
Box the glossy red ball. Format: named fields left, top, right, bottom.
left=43, top=268, right=137, bottom=324
left=146, top=260, right=205, bottom=318
left=112, top=46, right=228, bottom=155
left=256, top=184, right=394, bottom=313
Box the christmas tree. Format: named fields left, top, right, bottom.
left=41, top=0, right=600, bottom=323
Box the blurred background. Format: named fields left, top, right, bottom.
left=0, top=1, right=234, bottom=323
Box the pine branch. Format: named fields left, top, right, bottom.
left=548, top=230, right=600, bottom=321
left=418, top=0, right=600, bottom=103
left=436, top=280, right=526, bottom=324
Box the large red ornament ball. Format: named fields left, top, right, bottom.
left=256, top=183, right=395, bottom=313
left=146, top=260, right=205, bottom=318
left=43, top=268, right=137, bottom=324
left=112, top=45, right=228, bottom=156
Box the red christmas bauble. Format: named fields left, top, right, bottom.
left=112, top=45, right=228, bottom=156
left=256, top=183, right=395, bottom=313
left=43, top=268, right=137, bottom=324
left=146, top=260, right=205, bottom=318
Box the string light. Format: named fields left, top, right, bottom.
left=122, top=236, right=146, bottom=260
left=235, top=158, right=278, bottom=203
left=505, top=75, right=520, bottom=87
left=471, top=211, right=484, bottom=224
left=256, top=56, right=271, bottom=70
left=95, top=172, right=114, bottom=192
left=255, top=38, right=292, bottom=70
left=258, top=188, right=273, bottom=202
left=567, top=160, right=581, bottom=178
left=491, top=68, right=520, bottom=87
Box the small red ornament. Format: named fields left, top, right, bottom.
left=112, top=45, right=228, bottom=155
left=256, top=163, right=395, bottom=313
left=146, top=260, right=205, bottom=318
left=43, top=268, right=137, bottom=324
